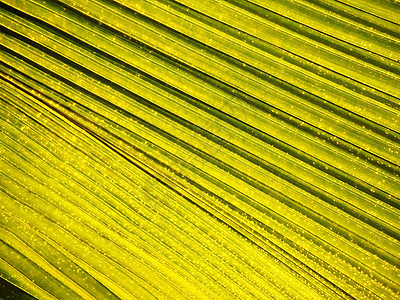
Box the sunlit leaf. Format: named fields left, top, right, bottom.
left=1, top=0, right=400, bottom=299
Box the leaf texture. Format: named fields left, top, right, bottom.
left=0, top=0, right=400, bottom=299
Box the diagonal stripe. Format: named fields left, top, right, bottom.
left=0, top=0, right=399, bottom=299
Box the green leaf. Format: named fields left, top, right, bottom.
left=1, top=0, right=399, bottom=298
